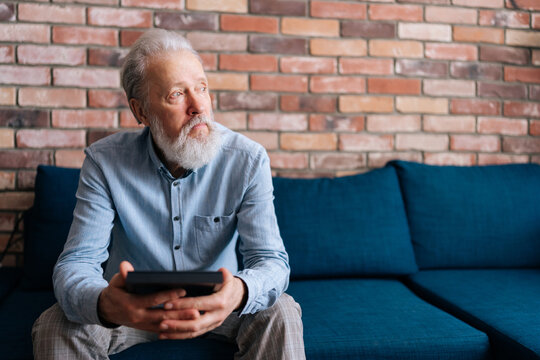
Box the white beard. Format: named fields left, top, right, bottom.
left=148, top=114, right=222, bottom=171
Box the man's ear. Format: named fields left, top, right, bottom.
left=129, top=98, right=148, bottom=126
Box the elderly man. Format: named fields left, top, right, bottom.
left=32, top=29, right=305, bottom=360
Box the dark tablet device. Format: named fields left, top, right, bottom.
left=125, top=271, right=223, bottom=297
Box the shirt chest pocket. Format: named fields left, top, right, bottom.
left=193, top=213, right=237, bottom=264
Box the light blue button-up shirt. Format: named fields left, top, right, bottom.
left=53, top=124, right=290, bottom=325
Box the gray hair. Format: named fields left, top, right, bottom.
left=121, top=29, right=202, bottom=110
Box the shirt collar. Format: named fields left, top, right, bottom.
left=145, top=127, right=195, bottom=180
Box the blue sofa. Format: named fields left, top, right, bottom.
left=1, top=160, right=539, bottom=359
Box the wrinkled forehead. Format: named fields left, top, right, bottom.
left=145, top=50, right=207, bottom=90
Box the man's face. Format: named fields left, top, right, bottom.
left=142, top=50, right=213, bottom=142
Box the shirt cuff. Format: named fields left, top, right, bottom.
left=234, top=270, right=262, bottom=315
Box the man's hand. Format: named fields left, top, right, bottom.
left=98, top=261, right=200, bottom=333
left=157, top=267, right=247, bottom=340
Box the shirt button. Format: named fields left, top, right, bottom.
left=173, top=216, right=180, bottom=221
left=173, top=181, right=179, bottom=187
left=174, top=245, right=181, bottom=250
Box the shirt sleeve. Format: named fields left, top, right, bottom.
left=53, top=148, right=115, bottom=325
left=234, top=148, right=291, bottom=315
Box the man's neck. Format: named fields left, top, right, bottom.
left=152, top=138, right=187, bottom=179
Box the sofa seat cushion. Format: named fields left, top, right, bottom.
left=408, top=269, right=540, bottom=360
left=390, top=160, right=540, bottom=269
left=286, top=279, right=491, bottom=360
left=273, top=166, right=417, bottom=279
left=0, top=289, right=56, bottom=360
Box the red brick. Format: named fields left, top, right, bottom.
left=89, top=90, right=128, bottom=108
left=18, top=45, right=86, bottom=66
left=250, top=0, right=306, bottom=16
left=309, top=115, right=364, bottom=132
left=505, top=0, right=540, bottom=10
left=396, top=97, right=448, bottom=114
left=369, top=40, right=423, bottom=58
left=532, top=156, right=540, bottom=165
left=18, top=3, right=85, bottom=24
left=214, top=111, right=246, bottom=130
left=426, top=43, right=477, bottom=61
left=311, top=1, right=366, bottom=19
left=504, top=102, right=540, bottom=118
left=0, top=150, right=52, bottom=169
left=368, top=78, right=421, bottom=95
left=0, top=109, right=49, bottom=128
left=505, top=67, right=540, bottom=84
left=454, top=26, right=504, bottom=44
left=219, top=92, right=277, bottom=111
left=478, top=82, right=527, bottom=99
left=187, top=33, right=247, bottom=51
left=0, top=2, right=14, bottom=21
left=0, top=192, right=34, bottom=210
left=451, top=62, right=502, bottom=81
left=395, top=59, right=448, bottom=78
left=239, top=131, right=278, bottom=150
left=425, top=6, right=477, bottom=24
left=312, top=39, right=367, bottom=56
left=340, top=58, right=393, bottom=75
left=88, top=48, right=128, bottom=67
left=281, top=133, right=337, bottom=151
left=0, top=171, right=15, bottom=190
left=399, top=23, right=452, bottom=42
left=339, top=134, right=394, bottom=151
left=121, top=0, right=184, bottom=9
left=248, top=113, right=307, bottom=131
left=53, top=68, right=120, bottom=88
left=503, top=137, right=540, bottom=154
left=0, top=45, right=14, bottom=63
left=531, top=120, right=540, bottom=135
left=312, top=153, right=366, bottom=170
left=369, top=4, right=423, bottom=21
left=221, top=14, right=277, bottom=33
left=199, top=53, right=217, bottom=71
left=340, top=96, right=393, bottom=113
left=207, top=73, right=248, bottom=91
left=55, top=150, right=85, bottom=168
left=533, top=50, right=540, bottom=66
left=479, top=46, right=529, bottom=65
left=342, top=22, right=395, bottom=39
left=88, top=7, right=152, bottom=28
left=424, top=115, right=476, bottom=133
left=454, top=0, right=503, bottom=7
left=54, top=0, right=117, bottom=4
left=269, top=152, right=308, bottom=170
left=186, top=0, right=247, bottom=12
left=311, top=76, right=365, bottom=94
left=0, top=24, right=50, bottom=43
left=530, top=85, right=540, bottom=101
left=251, top=75, right=307, bottom=92
left=0, top=66, right=50, bottom=86
left=17, top=130, right=86, bottom=149
left=0, top=88, right=15, bottom=106
left=281, top=95, right=336, bottom=113
left=249, top=36, right=306, bottom=55
left=218, top=54, right=276, bottom=72
left=424, top=79, right=475, bottom=97
left=479, top=10, right=530, bottom=28
left=396, top=134, right=449, bottom=151
left=367, top=115, right=421, bottom=132
left=19, top=88, right=86, bottom=108
left=451, top=99, right=500, bottom=115
left=451, top=135, right=500, bottom=152
left=53, top=26, right=118, bottom=46
left=52, top=110, right=117, bottom=128
left=478, top=153, right=529, bottom=165
left=119, top=110, right=139, bottom=128
left=368, top=152, right=422, bottom=168
left=0, top=129, right=14, bottom=148
left=478, top=117, right=527, bottom=135
left=425, top=153, right=476, bottom=166
left=506, top=30, right=540, bottom=48
left=121, top=30, right=144, bottom=47
left=155, top=12, right=217, bottom=31
left=16, top=170, right=36, bottom=190
left=281, top=57, right=336, bottom=74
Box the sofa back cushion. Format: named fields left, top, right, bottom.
left=273, top=166, right=418, bottom=279
left=22, top=165, right=80, bottom=290
left=390, top=160, right=540, bottom=269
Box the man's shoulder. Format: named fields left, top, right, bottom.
left=217, top=123, right=266, bottom=160
left=86, top=128, right=147, bottom=154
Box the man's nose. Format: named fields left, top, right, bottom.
left=187, top=93, right=205, bottom=115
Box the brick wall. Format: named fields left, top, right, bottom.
left=1, top=0, right=539, bottom=265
